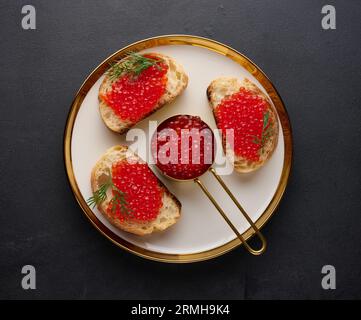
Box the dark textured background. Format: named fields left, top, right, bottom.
left=0, top=0, right=360, bottom=299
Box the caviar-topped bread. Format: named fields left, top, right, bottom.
left=207, top=77, right=279, bottom=173
left=99, top=52, right=188, bottom=134
left=89, top=145, right=181, bottom=236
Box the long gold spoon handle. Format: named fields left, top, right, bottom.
left=194, top=169, right=267, bottom=256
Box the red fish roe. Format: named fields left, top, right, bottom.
left=107, top=161, right=163, bottom=222
left=215, top=88, right=270, bottom=162
left=101, top=55, right=168, bottom=123
left=152, top=115, right=215, bottom=180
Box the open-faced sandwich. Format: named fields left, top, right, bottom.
left=99, top=52, right=188, bottom=134
left=88, top=145, right=181, bottom=235
left=207, top=77, right=279, bottom=173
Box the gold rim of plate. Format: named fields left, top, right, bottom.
left=63, top=34, right=293, bottom=263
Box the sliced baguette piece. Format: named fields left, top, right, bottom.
left=99, top=53, right=188, bottom=134
left=90, top=145, right=181, bottom=236
left=207, top=77, right=279, bottom=173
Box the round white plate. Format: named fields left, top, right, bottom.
left=64, top=35, right=292, bottom=262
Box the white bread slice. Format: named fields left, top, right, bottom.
left=207, top=77, right=279, bottom=173
left=90, top=145, right=181, bottom=236
left=99, top=53, right=188, bottom=134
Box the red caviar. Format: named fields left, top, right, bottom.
left=152, top=115, right=215, bottom=180
left=101, top=55, right=168, bottom=123
left=215, top=88, right=270, bottom=162
left=107, top=161, right=163, bottom=222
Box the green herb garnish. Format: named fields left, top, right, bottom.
left=107, top=52, right=162, bottom=81
left=251, top=111, right=274, bottom=154
left=87, top=178, right=133, bottom=216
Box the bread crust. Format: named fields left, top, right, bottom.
left=90, top=145, right=181, bottom=236
left=207, top=77, right=279, bottom=173
left=99, top=53, right=188, bottom=134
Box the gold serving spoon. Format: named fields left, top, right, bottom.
left=152, top=115, right=267, bottom=255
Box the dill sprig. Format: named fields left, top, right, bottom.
left=86, top=182, right=109, bottom=208
left=252, top=111, right=274, bottom=154
left=107, top=52, right=162, bottom=81
left=87, top=178, right=133, bottom=216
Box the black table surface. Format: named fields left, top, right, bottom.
left=0, top=0, right=360, bottom=299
